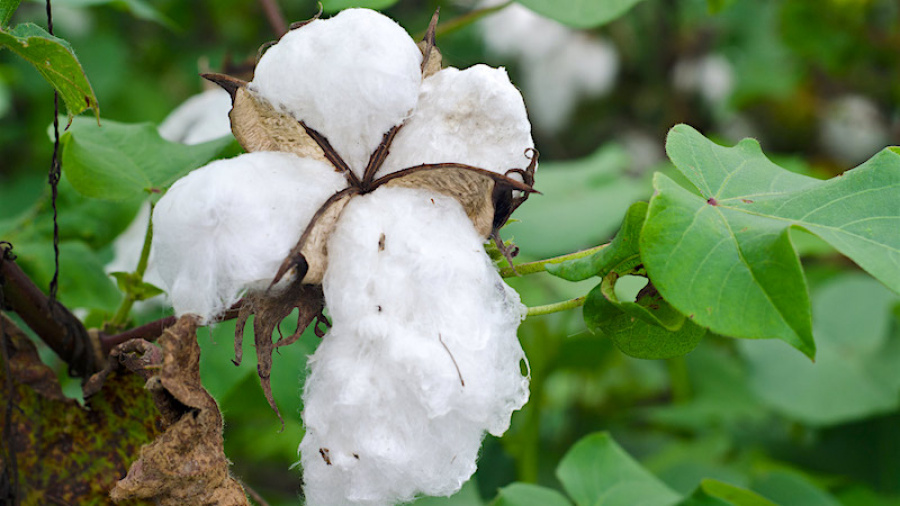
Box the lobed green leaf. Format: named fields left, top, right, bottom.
left=641, top=125, right=900, bottom=357
left=0, top=22, right=98, bottom=121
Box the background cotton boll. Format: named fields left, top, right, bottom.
left=302, top=187, right=529, bottom=505
left=149, top=152, right=345, bottom=321
left=477, top=2, right=619, bottom=133
left=479, top=2, right=571, bottom=60
left=522, top=35, right=619, bottom=133
left=377, top=65, right=534, bottom=178
left=819, top=94, right=890, bottom=165
left=252, top=9, right=422, bottom=177
left=672, top=54, right=736, bottom=106
left=157, top=88, right=234, bottom=145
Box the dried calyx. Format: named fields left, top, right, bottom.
left=198, top=9, right=536, bottom=424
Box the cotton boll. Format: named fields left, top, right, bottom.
left=106, top=90, right=233, bottom=298
left=149, top=152, right=346, bottom=322
left=477, top=2, right=619, bottom=133
left=820, top=94, right=889, bottom=165
left=301, top=187, right=529, bottom=505
left=252, top=9, right=422, bottom=177
left=672, top=54, right=735, bottom=106
left=479, top=2, right=570, bottom=60
left=157, top=88, right=234, bottom=145
left=522, top=35, right=618, bottom=133
left=377, top=65, right=533, bottom=178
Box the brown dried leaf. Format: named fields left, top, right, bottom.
left=0, top=314, right=160, bottom=505
left=231, top=86, right=329, bottom=163
left=110, top=315, right=249, bottom=506
left=234, top=282, right=326, bottom=428
left=418, top=40, right=442, bottom=78
left=418, top=8, right=442, bottom=78
left=383, top=167, right=496, bottom=237
left=271, top=187, right=358, bottom=287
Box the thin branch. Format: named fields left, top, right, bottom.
left=415, top=1, right=512, bottom=40
left=108, top=202, right=154, bottom=330
left=258, top=0, right=287, bottom=38
left=0, top=248, right=99, bottom=377
left=526, top=296, right=586, bottom=317
left=500, top=243, right=609, bottom=278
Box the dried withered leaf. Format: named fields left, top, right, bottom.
left=383, top=167, right=496, bottom=236
left=110, top=315, right=248, bottom=506
left=231, top=86, right=329, bottom=163
left=1, top=314, right=159, bottom=505
left=234, top=282, right=326, bottom=427
left=375, top=163, right=537, bottom=239
left=271, top=187, right=358, bottom=287
left=418, top=9, right=442, bottom=78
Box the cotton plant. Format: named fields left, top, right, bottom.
left=148, top=8, right=537, bottom=506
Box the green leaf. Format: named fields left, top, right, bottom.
left=585, top=279, right=706, bottom=359
left=51, top=0, right=175, bottom=27
left=0, top=22, right=99, bottom=121
left=547, top=201, right=649, bottom=282
left=679, top=479, right=776, bottom=506
left=557, top=432, right=681, bottom=506
left=1, top=0, right=21, bottom=26
left=514, top=0, right=648, bottom=28
left=109, top=272, right=163, bottom=301
left=321, top=0, right=399, bottom=14
left=492, top=483, right=572, bottom=506
left=739, top=274, right=900, bottom=426
left=751, top=470, right=842, bottom=506
left=643, top=125, right=900, bottom=357
left=561, top=201, right=704, bottom=359
left=61, top=118, right=233, bottom=200
left=14, top=240, right=121, bottom=311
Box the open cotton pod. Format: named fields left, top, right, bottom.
left=150, top=7, right=537, bottom=505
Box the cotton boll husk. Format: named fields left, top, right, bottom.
left=377, top=65, right=534, bottom=179
left=301, top=187, right=529, bottom=505
left=157, top=88, right=234, bottom=145
left=149, top=152, right=346, bottom=322
left=252, top=9, right=422, bottom=177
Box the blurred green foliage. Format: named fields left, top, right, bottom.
left=1, top=0, right=899, bottom=505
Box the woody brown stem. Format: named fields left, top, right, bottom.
left=0, top=246, right=99, bottom=378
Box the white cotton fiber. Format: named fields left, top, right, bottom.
left=252, top=9, right=423, bottom=178
left=149, top=151, right=346, bottom=322
left=300, top=187, right=529, bottom=506
left=157, top=88, right=234, bottom=145
left=377, top=65, right=534, bottom=179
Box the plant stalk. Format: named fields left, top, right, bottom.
left=501, top=243, right=608, bottom=278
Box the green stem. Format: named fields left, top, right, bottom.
left=667, top=355, right=691, bottom=403
left=416, top=1, right=513, bottom=40
left=108, top=202, right=154, bottom=329
left=526, top=296, right=586, bottom=317
left=501, top=243, right=609, bottom=278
